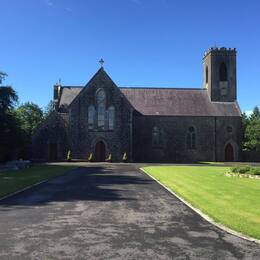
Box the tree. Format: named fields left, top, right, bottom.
left=0, top=71, right=8, bottom=85
left=44, top=100, right=56, bottom=118
left=14, top=102, right=44, bottom=159
left=0, top=86, right=18, bottom=112
left=16, top=102, right=44, bottom=137
left=250, top=106, right=260, bottom=120
left=244, top=115, right=260, bottom=152
left=242, top=106, right=260, bottom=152
left=0, top=86, right=21, bottom=162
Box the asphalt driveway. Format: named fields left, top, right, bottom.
left=0, top=164, right=259, bottom=259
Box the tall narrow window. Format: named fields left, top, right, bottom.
left=108, top=106, right=115, bottom=130
left=219, top=62, right=228, bottom=81
left=88, top=105, right=95, bottom=130
left=152, top=126, right=163, bottom=147
left=96, top=89, right=106, bottom=130
left=187, top=126, right=196, bottom=149
left=205, top=66, right=208, bottom=84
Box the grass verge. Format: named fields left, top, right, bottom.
left=0, top=165, right=76, bottom=198
left=143, top=166, right=260, bottom=240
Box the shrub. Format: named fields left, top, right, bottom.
left=230, top=166, right=240, bottom=173
left=122, top=152, right=127, bottom=162
left=230, top=165, right=260, bottom=175
left=231, top=166, right=249, bottom=174
left=67, top=150, right=72, bottom=161
left=105, top=154, right=112, bottom=162
left=88, top=153, right=93, bottom=162
left=249, top=167, right=260, bottom=175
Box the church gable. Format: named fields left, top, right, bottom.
left=69, top=67, right=125, bottom=109
left=68, top=67, right=133, bottom=160
left=69, top=67, right=132, bottom=132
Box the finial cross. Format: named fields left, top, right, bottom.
left=99, top=58, right=104, bottom=67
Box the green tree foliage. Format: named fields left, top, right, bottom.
left=0, top=85, right=45, bottom=161
left=251, top=106, right=260, bottom=119
left=243, top=106, right=260, bottom=151
left=0, top=71, right=8, bottom=85
left=0, top=86, right=18, bottom=111
left=15, top=102, right=44, bottom=158
left=16, top=102, right=44, bottom=137
left=44, top=100, right=56, bottom=118
left=0, top=86, right=22, bottom=162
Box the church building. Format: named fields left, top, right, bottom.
left=32, top=47, right=242, bottom=162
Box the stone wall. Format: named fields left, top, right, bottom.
left=68, top=69, right=132, bottom=161
left=31, top=112, right=69, bottom=161
left=132, top=115, right=242, bottom=162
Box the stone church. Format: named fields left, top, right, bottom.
left=32, top=47, right=242, bottom=162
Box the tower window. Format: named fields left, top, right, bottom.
left=205, top=66, right=208, bottom=84
left=219, top=62, right=228, bottom=81
left=187, top=126, right=196, bottom=150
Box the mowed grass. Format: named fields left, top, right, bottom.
left=0, top=165, right=76, bottom=198
left=143, top=166, right=260, bottom=240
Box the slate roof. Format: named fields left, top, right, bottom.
left=58, top=86, right=241, bottom=117
left=58, top=87, right=82, bottom=111
left=120, top=88, right=241, bottom=117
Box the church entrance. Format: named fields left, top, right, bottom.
left=95, top=141, right=106, bottom=162
left=225, top=143, right=234, bottom=161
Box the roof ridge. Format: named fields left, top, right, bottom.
left=61, top=86, right=84, bottom=88
left=61, top=86, right=206, bottom=90
left=120, top=87, right=205, bottom=90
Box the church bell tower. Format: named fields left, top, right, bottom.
left=203, top=47, right=237, bottom=102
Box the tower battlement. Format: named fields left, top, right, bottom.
left=203, top=47, right=236, bottom=58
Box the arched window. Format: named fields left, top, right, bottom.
left=96, top=89, right=106, bottom=130
left=108, top=106, right=115, bottom=130
left=205, top=66, right=208, bottom=84
left=219, top=62, right=228, bottom=81
left=187, top=126, right=196, bottom=149
left=152, top=126, right=163, bottom=147
left=88, top=105, right=95, bottom=130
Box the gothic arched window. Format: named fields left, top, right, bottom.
left=88, top=105, right=95, bottom=130
left=96, top=89, right=106, bottom=130
left=187, top=126, right=196, bottom=149
left=219, top=62, right=228, bottom=81
left=108, top=106, right=115, bottom=130
left=205, top=66, right=208, bottom=84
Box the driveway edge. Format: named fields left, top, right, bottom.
left=140, top=167, right=260, bottom=245
left=0, top=168, right=78, bottom=202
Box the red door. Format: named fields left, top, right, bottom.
left=225, top=144, right=234, bottom=161
left=95, top=141, right=106, bottom=162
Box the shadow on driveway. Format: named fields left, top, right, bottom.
left=0, top=166, right=152, bottom=208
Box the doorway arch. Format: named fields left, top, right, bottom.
left=95, top=141, right=106, bottom=162
left=225, top=143, right=234, bottom=161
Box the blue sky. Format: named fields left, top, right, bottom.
left=1, top=0, right=259, bottom=113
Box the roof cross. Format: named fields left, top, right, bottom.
left=99, top=58, right=104, bottom=68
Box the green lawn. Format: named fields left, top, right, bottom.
left=0, top=165, right=76, bottom=198
left=143, top=166, right=260, bottom=240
